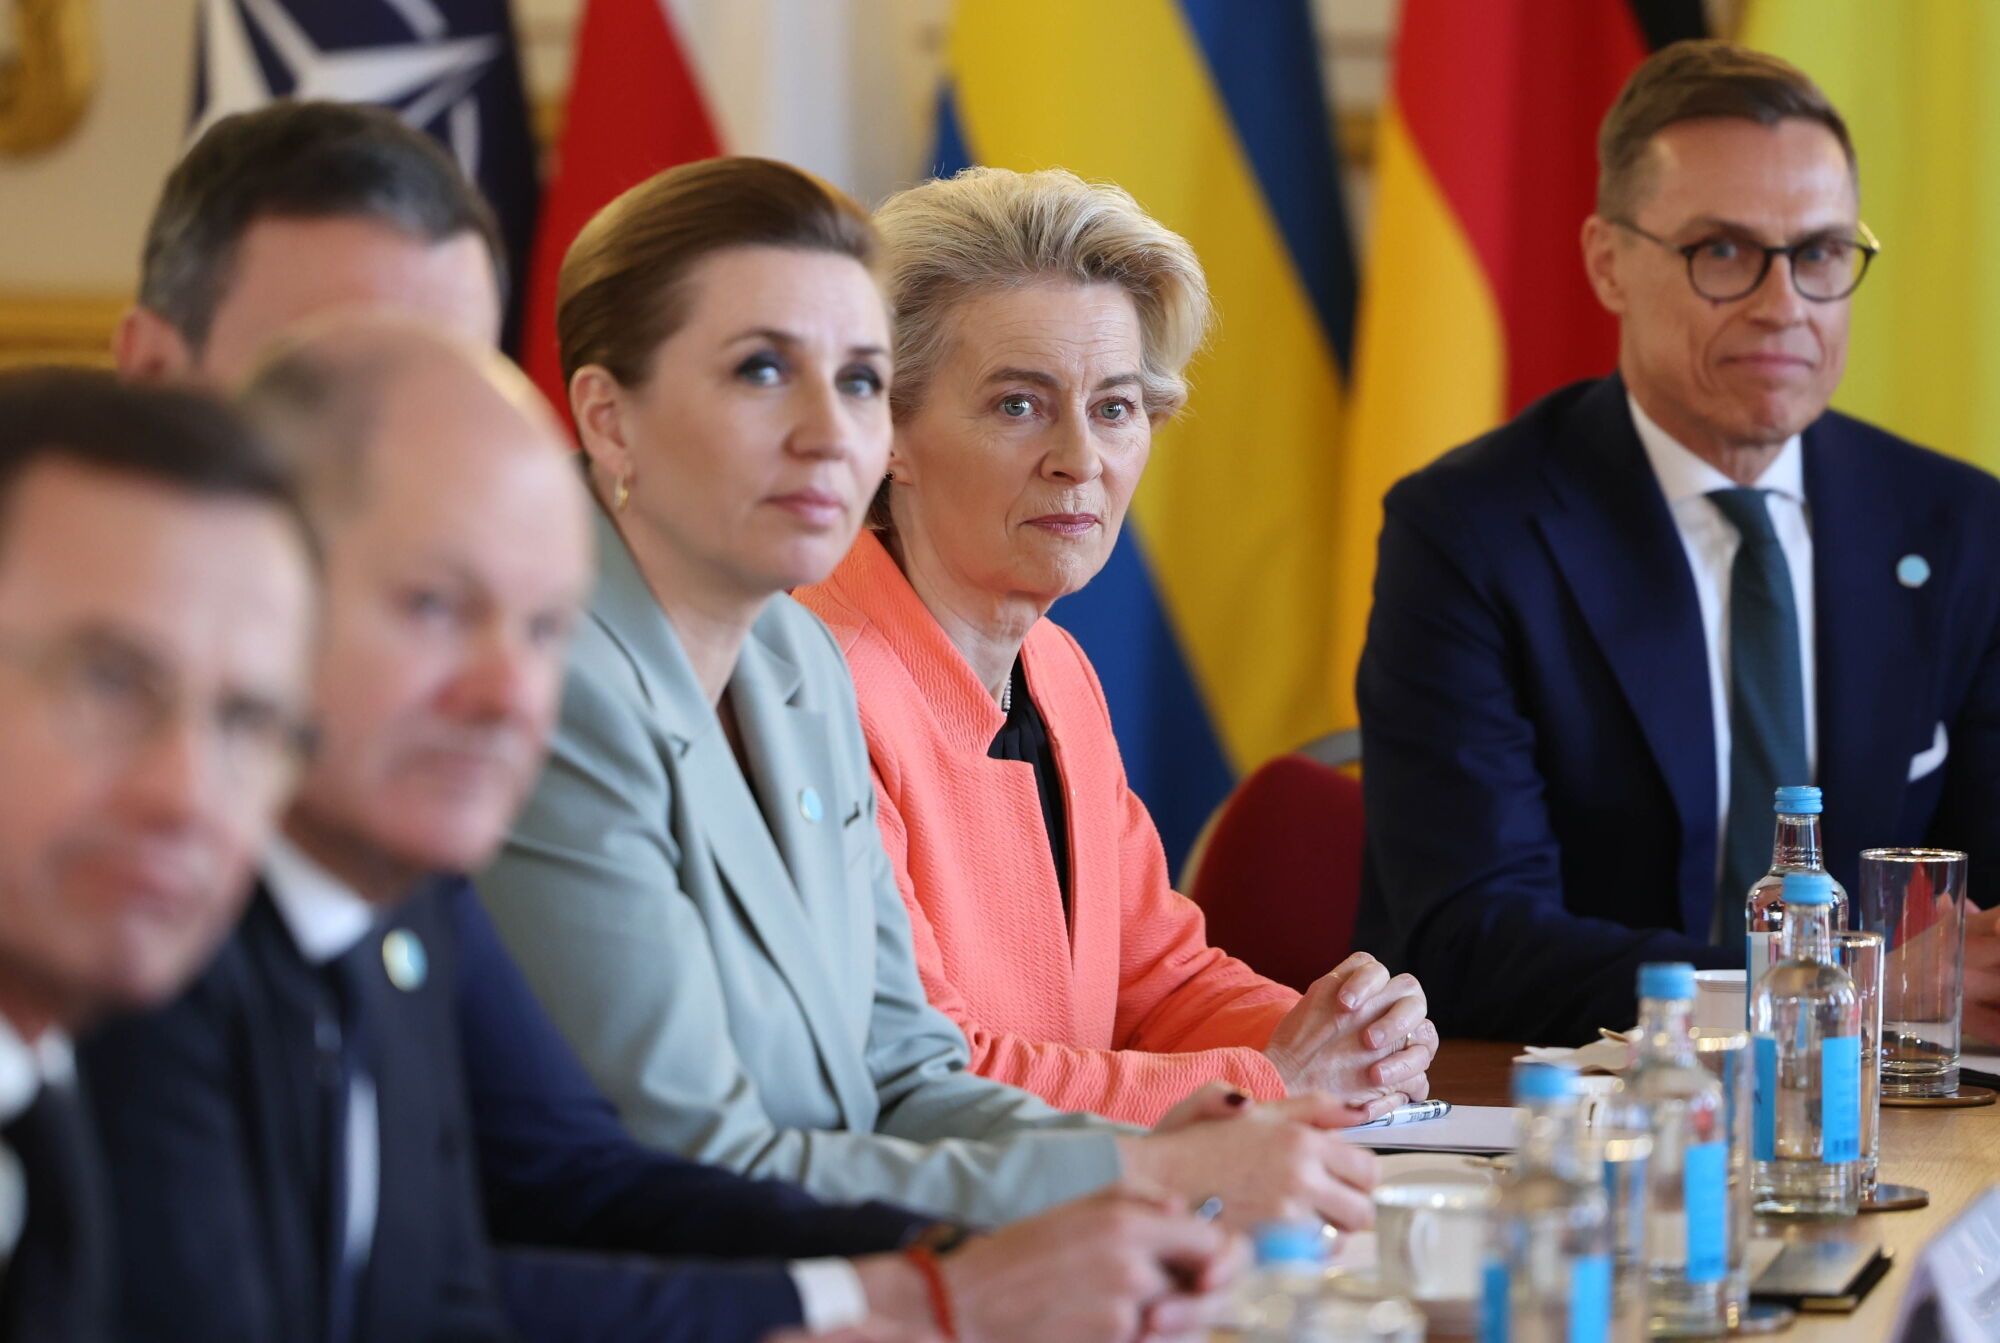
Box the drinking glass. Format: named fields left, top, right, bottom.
left=1857, top=848, right=1968, bottom=1097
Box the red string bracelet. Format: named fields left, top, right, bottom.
left=902, top=1244, right=958, bottom=1339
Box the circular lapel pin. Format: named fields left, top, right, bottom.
left=382, top=928, right=428, bottom=992
left=1896, top=554, right=1931, bottom=589
left=798, top=786, right=824, bottom=824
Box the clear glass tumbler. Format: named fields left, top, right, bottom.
left=1857, top=848, right=1968, bottom=1098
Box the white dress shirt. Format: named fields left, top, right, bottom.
left=1630, top=395, right=1818, bottom=889
left=260, top=840, right=869, bottom=1329
left=0, top=1012, right=75, bottom=1262
left=262, top=836, right=382, bottom=1277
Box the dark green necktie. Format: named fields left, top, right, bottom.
left=1709, top=487, right=1809, bottom=946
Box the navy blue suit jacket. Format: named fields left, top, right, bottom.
left=81, top=877, right=930, bottom=1343
left=1356, top=375, right=2000, bottom=1044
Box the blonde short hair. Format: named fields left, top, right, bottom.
left=873, top=166, right=1213, bottom=425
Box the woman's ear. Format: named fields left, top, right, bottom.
left=569, top=365, right=635, bottom=490
left=884, top=436, right=915, bottom=486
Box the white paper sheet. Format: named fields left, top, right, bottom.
left=1957, top=1048, right=2000, bottom=1078
left=1349, top=1104, right=1520, bottom=1153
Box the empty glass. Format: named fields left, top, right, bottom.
left=1857, top=848, right=1968, bottom=1097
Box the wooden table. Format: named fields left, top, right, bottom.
left=1426, top=1039, right=2000, bottom=1339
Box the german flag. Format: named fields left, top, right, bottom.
left=1332, top=0, right=1706, bottom=726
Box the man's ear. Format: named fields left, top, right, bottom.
left=1581, top=215, right=1630, bottom=317
left=113, top=306, right=196, bottom=382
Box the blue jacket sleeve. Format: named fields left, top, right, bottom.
left=447, top=880, right=938, bottom=1259
left=494, top=1246, right=803, bottom=1343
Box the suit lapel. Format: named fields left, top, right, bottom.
left=1806, top=422, right=1937, bottom=865
left=704, top=621, right=874, bottom=1130
left=1533, top=378, right=1719, bottom=935
left=590, top=519, right=874, bottom=1130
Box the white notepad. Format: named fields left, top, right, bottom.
left=1349, top=1104, right=1519, bottom=1153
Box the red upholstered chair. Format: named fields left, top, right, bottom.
left=1181, top=734, right=1364, bottom=994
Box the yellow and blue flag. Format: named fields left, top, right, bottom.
left=934, top=0, right=1356, bottom=868
left=1742, top=0, right=2000, bottom=469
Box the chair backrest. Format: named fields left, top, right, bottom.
left=1182, top=753, right=1365, bottom=993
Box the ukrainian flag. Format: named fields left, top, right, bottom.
left=934, top=0, right=1357, bottom=868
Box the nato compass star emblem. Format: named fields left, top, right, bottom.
left=192, top=0, right=503, bottom=179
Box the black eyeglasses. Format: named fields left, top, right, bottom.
left=1611, top=218, right=1881, bottom=302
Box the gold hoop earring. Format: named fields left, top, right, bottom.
left=612, top=476, right=631, bottom=512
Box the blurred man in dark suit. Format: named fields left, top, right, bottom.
left=89, top=316, right=1236, bottom=1342
left=0, top=369, right=318, bottom=1341
left=1357, top=40, right=2000, bottom=1044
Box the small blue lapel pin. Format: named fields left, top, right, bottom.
left=1896, top=554, right=1931, bottom=589
left=797, top=786, right=824, bottom=824
left=382, top=928, right=428, bottom=992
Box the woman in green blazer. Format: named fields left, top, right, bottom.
left=479, top=158, right=1376, bottom=1229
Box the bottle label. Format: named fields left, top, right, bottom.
left=1481, top=1258, right=1509, bottom=1343
left=1821, top=1034, right=1863, bottom=1164
left=1568, top=1253, right=1612, bottom=1343
left=1683, top=1140, right=1729, bottom=1283
left=1753, top=1035, right=1778, bottom=1162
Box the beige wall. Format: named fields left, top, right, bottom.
left=0, top=0, right=1401, bottom=362
left=0, top=0, right=198, bottom=293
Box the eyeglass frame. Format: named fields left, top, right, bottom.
left=0, top=624, right=318, bottom=792
left=1608, top=217, right=1882, bottom=303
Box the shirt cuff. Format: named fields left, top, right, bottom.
left=788, top=1257, right=871, bottom=1332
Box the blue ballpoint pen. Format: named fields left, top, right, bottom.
left=1354, top=1099, right=1453, bottom=1129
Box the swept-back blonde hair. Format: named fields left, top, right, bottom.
left=872, top=166, right=1212, bottom=426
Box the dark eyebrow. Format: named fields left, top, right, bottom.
left=726, top=327, right=888, bottom=359
left=1678, top=216, right=1855, bottom=244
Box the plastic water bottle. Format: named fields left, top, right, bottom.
left=1744, top=787, right=1847, bottom=1007
left=1750, top=872, right=1863, bottom=1217
left=1240, top=1222, right=1329, bottom=1341
left=1482, top=1064, right=1616, bottom=1343
left=1239, top=1223, right=1424, bottom=1342
left=1626, top=963, right=1729, bottom=1336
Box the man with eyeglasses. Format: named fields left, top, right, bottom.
left=1355, top=39, right=2000, bottom=1044
left=0, top=369, right=318, bottom=1341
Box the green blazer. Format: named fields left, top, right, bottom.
left=479, top=513, right=1127, bottom=1225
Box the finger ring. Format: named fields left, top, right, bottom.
left=1401, top=1033, right=1413, bottom=1050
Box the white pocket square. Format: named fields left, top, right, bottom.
left=1909, top=721, right=1949, bottom=783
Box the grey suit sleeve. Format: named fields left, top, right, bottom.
left=479, top=644, right=1126, bottom=1226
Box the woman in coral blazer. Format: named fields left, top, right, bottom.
left=796, top=167, right=1439, bottom=1127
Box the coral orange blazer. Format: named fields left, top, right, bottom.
left=797, top=534, right=1296, bottom=1124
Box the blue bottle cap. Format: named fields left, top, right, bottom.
left=1250, top=1221, right=1325, bottom=1267
left=1638, top=961, right=1696, bottom=1001
left=1781, top=871, right=1835, bottom=906
left=1512, top=1061, right=1578, bottom=1103
left=1773, top=786, right=1822, bottom=815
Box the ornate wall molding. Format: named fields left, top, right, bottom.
left=0, top=292, right=122, bottom=367
left=0, top=0, right=97, bottom=157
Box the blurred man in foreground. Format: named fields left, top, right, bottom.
left=0, top=368, right=317, bottom=1341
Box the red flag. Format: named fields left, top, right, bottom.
left=521, top=0, right=721, bottom=415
